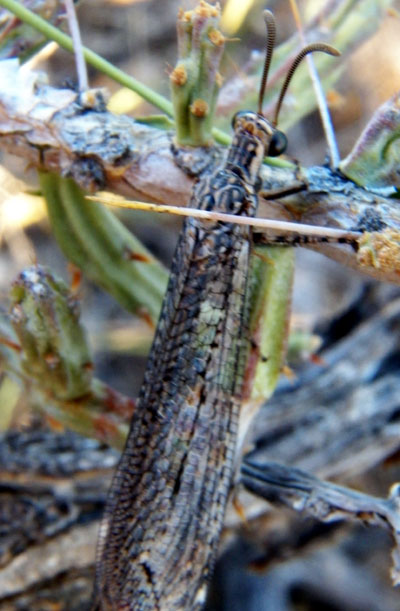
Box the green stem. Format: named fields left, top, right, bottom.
left=1, top=268, right=131, bottom=448
left=0, top=0, right=301, bottom=164
left=249, top=245, right=294, bottom=402
left=39, top=172, right=168, bottom=325
left=0, top=0, right=173, bottom=116
left=0, top=0, right=235, bottom=147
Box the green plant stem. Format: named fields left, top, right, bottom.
left=0, top=0, right=233, bottom=146
left=39, top=172, right=168, bottom=325
left=249, top=245, right=294, bottom=402
left=1, top=271, right=130, bottom=448
left=0, top=0, right=173, bottom=115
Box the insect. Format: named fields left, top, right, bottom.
left=92, top=10, right=339, bottom=611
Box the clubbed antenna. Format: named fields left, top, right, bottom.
left=257, top=10, right=276, bottom=115
left=272, top=43, right=340, bottom=126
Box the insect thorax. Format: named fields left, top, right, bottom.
left=193, top=166, right=258, bottom=217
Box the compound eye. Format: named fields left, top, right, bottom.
left=231, top=110, right=249, bottom=130
left=268, top=129, right=287, bottom=157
